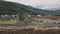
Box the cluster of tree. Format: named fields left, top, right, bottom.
left=0, top=0, right=30, bottom=15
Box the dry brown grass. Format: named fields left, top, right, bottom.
left=0, top=28, right=60, bottom=34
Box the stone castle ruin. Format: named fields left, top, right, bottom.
left=16, top=10, right=30, bottom=25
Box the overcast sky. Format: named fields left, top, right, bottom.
left=5, top=0, right=60, bottom=10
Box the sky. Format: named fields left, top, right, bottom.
left=5, top=0, right=60, bottom=10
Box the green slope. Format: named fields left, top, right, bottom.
left=27, top=6, right=60, bottom=15
left=0, top=1, right=30, bottom=15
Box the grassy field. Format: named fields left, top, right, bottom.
left=0, top=19, right=17, bottom=24
left=0, top=19, right=38, bottom=25
left=26, top=21, right=39, bottom=25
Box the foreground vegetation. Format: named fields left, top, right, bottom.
left=0, top=28, right=60, bottom=34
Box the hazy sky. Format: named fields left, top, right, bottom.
left=5, top=0, right=60, bottom=10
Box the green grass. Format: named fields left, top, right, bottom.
left=26, top=21, right=38, bottom=25
left=0, top=19, right=17, bottom=24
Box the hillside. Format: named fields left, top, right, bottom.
left=27, top=6, right=60, bottom=15
left=0, top=1, right=30, bottom=15
left=0, top=1, right=60, bottom=15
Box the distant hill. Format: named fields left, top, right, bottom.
left=0, top=1, right=60, bottom=15
left=27, top=6, right=60, bottom=16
